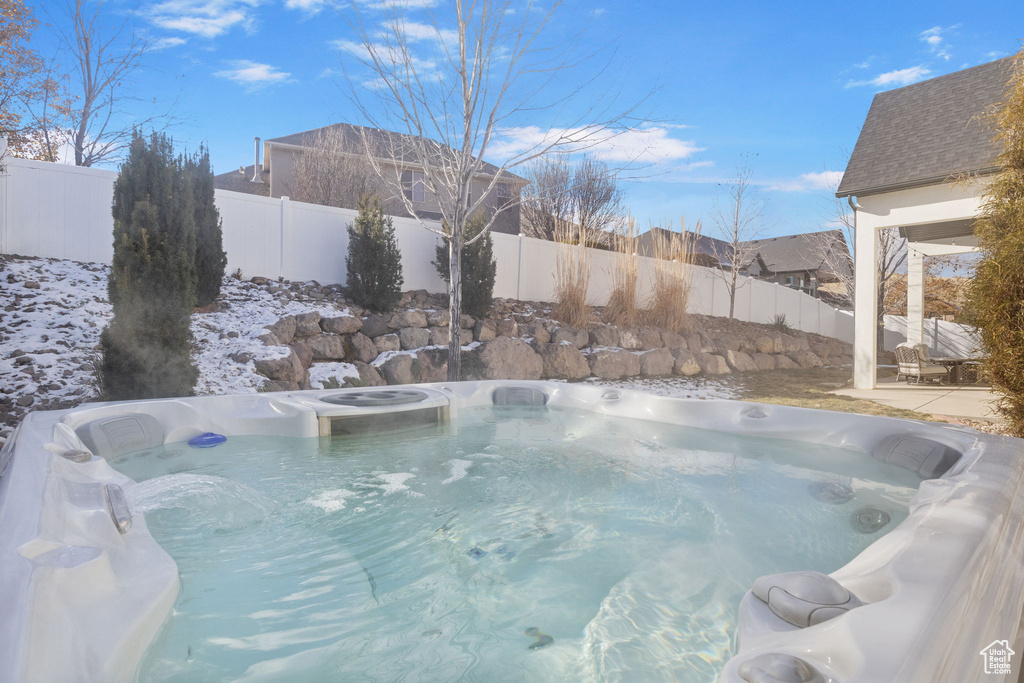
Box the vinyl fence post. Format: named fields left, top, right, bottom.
left=516, top=233, right=523, bottom=301
left=280, top=196, right=290, bottom=281
left=0, top=138, right=8, bottom=255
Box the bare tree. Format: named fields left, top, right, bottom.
left=818, top=170, right=907, bottom=349
left=341, top=0, right=642, bottom=379
left=286, top=125, right=394, bottom=211
left=521, top=155, right=625, bottom=242
left=709, top=164, right=765, bottom=319
left=521, top=157, right=573, bottom=240
left=0, top=1, right=74, bottom=166
left=53, top=0, right=172, bottom=166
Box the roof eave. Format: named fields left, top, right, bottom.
left=835, top=166, right=1000, bottom=198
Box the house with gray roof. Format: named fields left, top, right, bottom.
left=744, top=230, right=852, bottom=298
left=838, top=55, right=1013, bottom=389
left=636, top=227, right=852, bottom=300
left=214, top=123, right=526, bottom=235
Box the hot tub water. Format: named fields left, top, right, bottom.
left=110, top=405, right=921, bottom=682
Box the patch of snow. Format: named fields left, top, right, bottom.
left=308, top=362, right=359, bottom=389
left=582, top=376, right=739, bottom=400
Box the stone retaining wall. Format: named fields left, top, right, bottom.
left=249, top=294, right=854, bottom=391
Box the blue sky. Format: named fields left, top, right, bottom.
left=26, top=0, right=1024, bottom=239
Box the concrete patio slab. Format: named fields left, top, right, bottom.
left=832, top=376, right=1001, bottom=421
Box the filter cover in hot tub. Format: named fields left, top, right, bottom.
left=320, top=389, right=430, bottom=407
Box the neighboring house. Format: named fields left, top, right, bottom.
left=213, top=123, right=526, bottom=235
left=635, top=227, right=734, bottom=268
left=837, top=55, right=1011, bottom=389
left=742, top=230, right=852, bottom=298
left=636, top=226, right=852, bottom=299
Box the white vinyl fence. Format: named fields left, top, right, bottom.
left=1, top=155, right=860, bottom=341
left=882, top=315, right=981, bottom=357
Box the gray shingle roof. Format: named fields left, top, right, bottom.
left=836, top=56, right=1013, bottom=197
left=213, top=163, right=271, bottom=197
left=636, top=227, right=734, bottom=265
left=267, top=123, right=523, bottom=182
left=743, top=229, right=851, bottom=278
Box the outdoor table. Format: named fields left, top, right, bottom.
left=930, top=357, right=983, bottom=385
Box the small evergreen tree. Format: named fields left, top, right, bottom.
left=434, top=214, right=497, bottom=318
left=966, top=50, right=1024, bottom=437
left=100, top=130, right=198, bottom=399
left=346, top=194, right=404, bottom=312
left=187, top=145, right=226, bottom=307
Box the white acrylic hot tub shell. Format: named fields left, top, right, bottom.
left=0, top=381, right=1021, bottom=682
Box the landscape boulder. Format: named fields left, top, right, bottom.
left=266, top=315, right=296, bottom=345
left=394, top=309, right=428, bottom=329
left=321, top=316, right=362, bottom=335
left=696, top=353, right=731, bottom=375
left=361, top=315, right=389, bottom=339
left=375, top=334, right=401, bottom=354
left=399, top=327, right=431, bottom=350
left=307, top=334, right=347, bottom=361
left=417, top=347, right=449, bottom=382
left=379, top=354, right=418, bottom=385
left=348, top=333, right=378, bottom=364
left=552, top=326, right=589, bottom=349
left=474, top=319, right=497, bottom=342
left=673, top=349, right=702, bottom=376
left=293, top=312, right=322, bottom=337
left=254, top=349, right=305, bottom=383
left=726, top=350, right=759, bottom=373
left=640, top=348, right=675, bottom=377
left=536, top=343, right=591, bottom=380
left=589, top=325, right=620, bottom=348
left=465, top=337, right=543, bottom=380
left=354, top=362, right=386, bottom=387
left=587, top=349, right=642, bottom=380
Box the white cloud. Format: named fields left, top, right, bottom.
left=333, top=38, right=438, bottom=71
left=920, top=24, right=958, bottom=61
left=381, top=20, right=457, bottom=47
left=147, top=0, right=260, bottom=39
left=487, top=124, right=703, bottom=165
left=214, top=60, right=291, bottom=89
left=845, top=65, right=931, bottom=89
left=152, top=36, right=188, bottom=49
left=766, top=171, right=844, bottom=192
left=285, top=0, right=327, bottom=12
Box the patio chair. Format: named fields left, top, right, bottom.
left=894, top=344, right=948, bottom=384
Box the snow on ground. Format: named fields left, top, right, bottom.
left=0, top=258, right=111, bottom=427
left=192, top=280, right=348, bottom=395
left=580, top=376, right=741, bottom=401
left=0, top=254, right=742, bottom=442
left=308, top=362, right=360, bottom=390
left=0, top=255, right=351, bottom=437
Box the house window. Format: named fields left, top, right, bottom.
left=784, top=275, right=794, bottom=286
left=496, top=182, right=510, bottom=200
left=402, top=170, right=425, bottom=203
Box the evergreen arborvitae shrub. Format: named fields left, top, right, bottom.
left=188, top=145, right=227, bottom=307
left=100, top=131, right=198, bottom=399
left=965, top=51, right=1024, bottom=437
left=433, top=214, right=497, bottom=318
left=346, top=194, right=404, bottom=312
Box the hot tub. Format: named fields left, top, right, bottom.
left=1, top=382, right=1022, bottom=682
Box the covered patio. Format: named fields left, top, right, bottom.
left=837, top=57, right=1011, bottom=390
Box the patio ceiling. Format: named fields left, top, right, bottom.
left=898, top=218, right=980, bottom=254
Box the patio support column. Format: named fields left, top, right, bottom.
left=853, top=217, right=880, bottom=390
left=906, top=247, right=925, bottom=348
